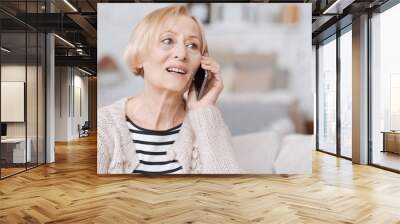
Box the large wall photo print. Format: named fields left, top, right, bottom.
left=97, top=3, right=313, bottom=175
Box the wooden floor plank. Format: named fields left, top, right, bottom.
left=0, top=134, right=399, bottom=223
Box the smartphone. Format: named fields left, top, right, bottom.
left=193, top=66, right=208, bottom=99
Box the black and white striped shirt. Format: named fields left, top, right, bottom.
left=126, top=116, right=183, bottom=174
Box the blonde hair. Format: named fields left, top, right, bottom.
left=124, top=4, right=208, bottom=77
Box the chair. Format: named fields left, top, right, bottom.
left=79, top=121, right=90, bottom=138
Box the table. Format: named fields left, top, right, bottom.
left=381, top=131, right=400, bottom=154
left=1, top=138, right=31, bottom=163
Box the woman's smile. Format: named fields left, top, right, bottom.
left=165, top=64, right=189, bottom=76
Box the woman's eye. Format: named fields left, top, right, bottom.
left=162, top=38, right=172, bottom=45
left=187, top=43, right=198, bottom=49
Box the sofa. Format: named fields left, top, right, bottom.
left=216, top=91, right=312, bottom=174
left=217, top=91, right=307, bottom=136
left=231, top=131, right=313, bottom=174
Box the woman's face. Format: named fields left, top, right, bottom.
left=141, top=15, right=203, bottom=95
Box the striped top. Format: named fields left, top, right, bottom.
left=126, top=116, right=183, bottom=174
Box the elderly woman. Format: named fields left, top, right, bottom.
left=97, top=5, right=241, bottom=174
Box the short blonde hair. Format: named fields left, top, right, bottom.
left=124, top=4, right=208, bottom=76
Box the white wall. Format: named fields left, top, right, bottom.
left=1, top=66, right=26, bottom=129
left=55, top=67, right=68, bottom=141
left=1, top=65, right=37, bottom=138
left=1, top=64, right=46, bottom=164
left=71, top=73, right=89, bottom=138
left=55, top=67, right=89, bottom=141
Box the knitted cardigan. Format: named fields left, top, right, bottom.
left=97, top=97, right=241, bottom=174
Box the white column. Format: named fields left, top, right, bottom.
left=352, top=14, right=369, bottom=164
left=46, top=33, right=55, bottom=163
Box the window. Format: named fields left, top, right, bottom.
left=317, top=36, right=337, bottom=154
left=370, top=2, right=400, bottom=171
left=340, top=29, right=352, bottom=158
left=0, top=1, right=46, bottom=179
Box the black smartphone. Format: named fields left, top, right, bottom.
left=193, top=66, right=208, bottom=99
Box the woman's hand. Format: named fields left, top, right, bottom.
left=187, top=54, right=223, bottom=110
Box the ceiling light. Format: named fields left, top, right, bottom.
left=1, top=47, right=11, bottom=53
left=54, top=34, right=75, bottom=48
left=63, top=0, right=78, bottom=12
left=323, top=0, right=355, bottom=15
left=78, top=67, right=93, bottom=76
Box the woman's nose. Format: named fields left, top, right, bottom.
left=172, top=43, right=187, bottom=61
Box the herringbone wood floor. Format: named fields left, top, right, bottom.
left=1, top=134, right=400, bottom=224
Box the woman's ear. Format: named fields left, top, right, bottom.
left=202, top=45, right=209, bottom=57
left=136, top=59, right=144, bottom=75
left=134, top=53, right=145, bottom=75
left=138, top=65, right=144, bottom=76
left=135, top=57, right=143, bottom=69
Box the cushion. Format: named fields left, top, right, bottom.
left=262, top=118, right=295, bottom=141
left=231, top=131, right=280, bottom=174
left=273, top=134, right=313, bottom=174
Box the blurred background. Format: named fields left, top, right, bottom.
left=98, top=3, right=313, bottom=136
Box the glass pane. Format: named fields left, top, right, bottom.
left=38, top=32, right=45, bottom=165
left=0, top=1, right=46, bottom=178
left=0, top=1, right=26, bottom=13
left=1, top=30, right=27, bottom=177
left=27, top=0, right=39, bottom=13
left=27, top=31, right=38, bottom=169
left=371, top=4, right=400, bottom=171
left=318, top=37, right=337, bottom=154
left=26, top=0, right=39, bottom=169
left=340, top=30, right=352, bottom=158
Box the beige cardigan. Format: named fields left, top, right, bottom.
left=97, top=97, right=241, bottom=174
